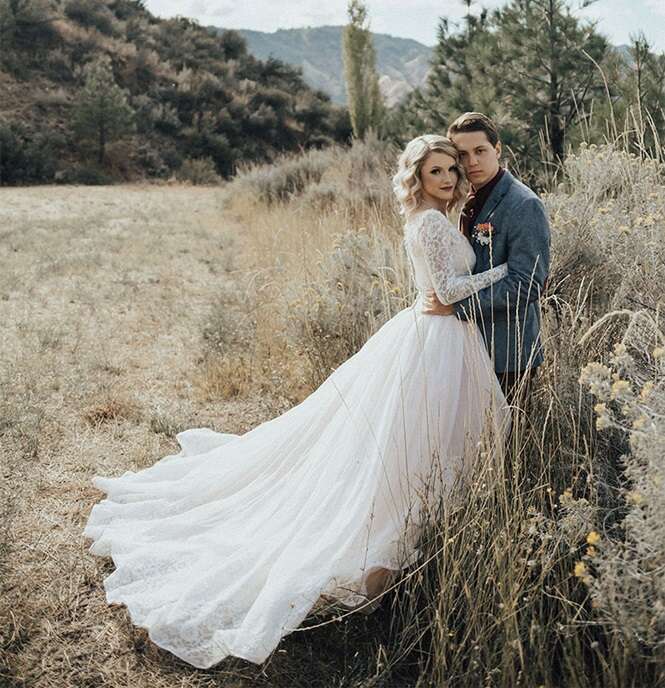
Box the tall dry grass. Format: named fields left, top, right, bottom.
left=1, top=135, right=663, bottom=687
left=202, top=136, right=665, bottom=686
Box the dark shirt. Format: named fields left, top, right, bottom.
left=460, top=167, right=505, bottom=239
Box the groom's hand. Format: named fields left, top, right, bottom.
left=422, top=290, right=455, bottom=316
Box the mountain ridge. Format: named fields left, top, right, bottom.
left=228, top=26, right=433, bottom=106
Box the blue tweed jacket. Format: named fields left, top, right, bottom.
left=453, top=170, right=551, bottom=373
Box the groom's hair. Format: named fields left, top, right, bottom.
left=448, top=112, right=500, bottom=146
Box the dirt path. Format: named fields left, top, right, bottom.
left=0, top=185, right=295, bottom=687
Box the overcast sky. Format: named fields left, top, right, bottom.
left=144, top=0, right=665, bottom=51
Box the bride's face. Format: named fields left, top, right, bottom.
left=419, top=151, right=459, bottom=210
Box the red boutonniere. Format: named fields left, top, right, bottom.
left=473, top=222, right=495, bottom=246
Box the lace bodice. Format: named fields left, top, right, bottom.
left=404, top=208, right=508, bottom=305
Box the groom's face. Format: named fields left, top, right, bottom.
left=450, top=131, right=501, bottom=189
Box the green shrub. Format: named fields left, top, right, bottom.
left=58, top=164, right=113, bottom=185
left=0, top=121, right=57, bottom=185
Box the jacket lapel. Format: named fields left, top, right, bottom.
left=475, top=169, right=514, bottom=225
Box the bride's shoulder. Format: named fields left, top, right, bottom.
left=406, top=208, right=454, bottom=234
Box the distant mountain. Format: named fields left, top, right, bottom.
left=233, top=26, right=433, bottom=106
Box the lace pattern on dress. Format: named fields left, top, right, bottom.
left=411, top=209, right=508, bottom=305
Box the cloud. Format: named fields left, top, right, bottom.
left=144, top=0, right=665, bottom=51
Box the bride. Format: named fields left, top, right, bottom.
left=84, top=134, right=510, bottom=669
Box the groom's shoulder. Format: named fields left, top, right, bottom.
left=504, top=172, right=541, bottom=205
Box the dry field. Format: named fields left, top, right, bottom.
left=0, top=185, right=349, bottom=688
left=2, top=139, right=664, bottom=688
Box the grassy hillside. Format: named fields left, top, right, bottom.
left=0, top=0, right=351, bottom=185
left=235, top=25, right=432, bottom=106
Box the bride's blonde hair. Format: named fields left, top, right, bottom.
left=392, top=135, right=467, bottom=217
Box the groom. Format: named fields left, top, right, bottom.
left=424, top=112, right=551, bottom=404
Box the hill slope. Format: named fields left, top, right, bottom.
left=0, top=1, right=350, bottom=185
left=234, top=26, right=432, bottom=106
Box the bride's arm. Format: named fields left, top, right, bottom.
left=419, top=211, right=508, bottom=306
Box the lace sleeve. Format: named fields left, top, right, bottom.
left=418, top=210, right=508, bottom=305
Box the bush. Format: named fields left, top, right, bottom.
left=0, top=121, right=57, bottom=185
left=579, top=315, right=665, bottom=649
left=177, top=157, right=221, bottom=185
left=45, top=49, right=74, bottom=81
left=235, top=147, right=335, bottom=204
left=233, top=136, right=397, bottom=209
left=58, top=164, right=113, bottom=185
left=286, top=228, right=406, bottom=387
left=64, top=0, right=117, bottom=35
left=135, top=144, right=170, bottom=178
left=0, top=0, right=61, bottom=55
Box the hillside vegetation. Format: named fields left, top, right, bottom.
left=236, top=26, right=431, bottom=106
left=0, top=0, right=350, bottom=184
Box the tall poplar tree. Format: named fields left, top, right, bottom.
left=342, top=0, right=384, bottom=139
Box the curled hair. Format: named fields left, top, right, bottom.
left=392, top=135, right=467, bottom=217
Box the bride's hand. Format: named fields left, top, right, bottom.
left=422, top=290, right=455, bottom=316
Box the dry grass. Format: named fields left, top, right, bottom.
left=0, top=184, right=349, bottom=688
left=2, top=137, right=665, bottom=688
left=216, top=141, right=665, bottom=687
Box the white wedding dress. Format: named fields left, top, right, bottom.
left=84, top=208, right=510, bottom=668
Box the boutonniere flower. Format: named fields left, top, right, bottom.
left=473, top=222, right=495, bottom=246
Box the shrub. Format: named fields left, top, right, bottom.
left=0, top=121, right=57, bottom=185
left=286, top=228, right=407, bottom=387
left=233, top=135, right=397, bottom=210
left=235, top=147, right=335, bottom=204
left=58, top=164, right=113, bottom=185
left=198, top=282, right=257, bottom=399
left=64, top=0, right=117, bottom=36
left=177, top=157, right=221, bottom=185
left=579, top=314, right=665, bottom=649
left=44, top=49, right=74, bottom=81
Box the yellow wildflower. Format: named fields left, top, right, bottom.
left=586, top=531, right=601, bottom=546
left=574, top=561, right=588, bottom=578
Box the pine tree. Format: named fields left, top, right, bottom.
left=491, top=0, right=608, bottom=164
left=72, top=55, right=135, bottom=165
left=389, top=0, right=496, bottom=144
left=342, top=0, right=384, bottom=139
left=423, top=1, right=493, bottom=127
